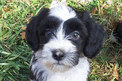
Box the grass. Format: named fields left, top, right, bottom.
left=0, top=0, right=122, bottom=81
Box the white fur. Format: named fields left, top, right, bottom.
left=55, top=23, right=65, bottom=40
left=31, top=57, right=90, bottom=81
left=49, top=5, right=76, bottom=21
left=34, top=37, right=77, bottom=72
left=48, top=57, right=90, bottom=81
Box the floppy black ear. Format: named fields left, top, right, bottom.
left=26, top=8, right=49, bottom=51
left=77, top=11, right=105, bottom=58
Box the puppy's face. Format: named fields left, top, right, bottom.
left=36, top=18, right=87, bottom=72
left=35, top=6, right=88, bottom=72
left=26, top=5, right=104, bottom=72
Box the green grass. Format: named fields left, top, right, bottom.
left=0, top=0, right=122, bottom=81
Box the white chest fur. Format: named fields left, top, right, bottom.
left=47, top=57, right=90, bottom=81
left=30, top=57, right=90, bottom=81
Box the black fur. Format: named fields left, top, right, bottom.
left=38, top=16, right=62, bottom=49
left=64, top=18, right=88, bottom=54
left=26, top=8, right=49, bottom=51
left=76, top=11, right=105, bottom=58
left=113, top=22, right=122, bottom=43
left=30, top=66, right=36, bottom=80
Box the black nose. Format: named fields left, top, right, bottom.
left=52, top=49, right=65, bottom=61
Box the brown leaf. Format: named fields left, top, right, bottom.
left=27, top=19, right=31, bottom=24
left=21, top=27, right=26, bottom=30
left=26, top=13, right=34, bottom=24
left=101, top=9, right=103, bottom=15
left=28, top=13, right=33, bottom=18
left=0, top=7, right=12, bottom=17
left=3, top=7, right=10, bottom=12
left=20, top=32, right=26, bottom=39
left=110, top=21, right=119, bottom=29
left=113, top=63, right=119, bottom=80
left=104, top=5, right=108, bottom=9
left=30, top=13, right=33, bottom=17
left=91, top=7, right=97, bottom=15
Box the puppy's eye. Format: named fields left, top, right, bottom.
left=45, top=29, right=52, bottom=37
left=72, top=31, right=80, bottom=40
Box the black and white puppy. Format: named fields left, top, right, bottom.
left=26, top=0, right=104, bottom=81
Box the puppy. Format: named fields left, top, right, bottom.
left=26, top=0, right=104, bottom=81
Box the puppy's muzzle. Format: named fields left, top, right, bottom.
left=52, top=49, right=65, bottom=61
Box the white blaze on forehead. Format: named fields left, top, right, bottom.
left=49, top=5, right=76, bottom=21
left=55, top=23, right=65, bottom=40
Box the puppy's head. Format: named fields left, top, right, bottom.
left=26, top=3, right=104, bottom=72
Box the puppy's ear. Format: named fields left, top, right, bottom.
left=26, top=8, right=49, bottom=51
left=77, top=11, right=105, bottom=58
